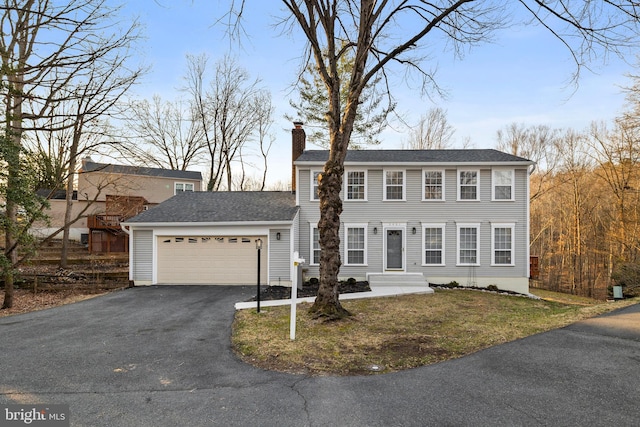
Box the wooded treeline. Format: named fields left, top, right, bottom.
left=499, top=82, right=640, bottom=299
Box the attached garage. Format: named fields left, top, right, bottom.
left=156, top=235, right=267, bottom=284
left=122, top=191, right=299, bottom=286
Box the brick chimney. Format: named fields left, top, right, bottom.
left=292, top=121, right=306, bottom=192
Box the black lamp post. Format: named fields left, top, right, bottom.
left=256, top=238, right=262, bottom=313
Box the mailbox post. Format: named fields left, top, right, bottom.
left=291, top=252, right=305, bottom=340
left=255, top=238, right=262, bottom=313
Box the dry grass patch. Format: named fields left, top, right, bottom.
left=232, top=289, right=638, bottom=376
left=0, top=289, right=108, bottom=318
left=530, top=288, right=606, bottom=305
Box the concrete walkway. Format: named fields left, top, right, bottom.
left=1, top=286, right=638, bottom=427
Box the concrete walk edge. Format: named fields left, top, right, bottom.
left=234, top=285, right=435, bottom=310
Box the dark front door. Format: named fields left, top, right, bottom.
left=386, top=229, right=403, bottom=270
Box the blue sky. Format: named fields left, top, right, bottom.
left=117, top=1, right=636, bottom=185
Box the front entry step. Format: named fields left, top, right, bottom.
left=366, top=273, right=430, bottom=287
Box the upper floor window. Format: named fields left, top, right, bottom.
left=175, top=182, right=194, bottom=194
left=310, top=171, right=322, bottom=201
left=311, top=226, right=321, bottom=265
left=492, top=223, right=515, bottom=266
left=346, top=170, right=366, bottom=201
left=423, top=224, right=445, bottom=265
left=345, top=224, right=367, bottom=265
left=384, top=170, right=405, bottom=201
left=423, top=169, right=445, bottom=201
left=492, top=169, right=514, bottom=201
left=458, top=169, right=479, bottom=201
left=457, top=223, right=480, bottom=266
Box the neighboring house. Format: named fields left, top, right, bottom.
left=33, top=158, right=202, bottom=253
left=123, top=124, right=534, bottom=294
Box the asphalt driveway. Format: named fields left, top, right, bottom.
left=1, top=286, right=639, bottom=426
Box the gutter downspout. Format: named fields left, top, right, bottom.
left=121, top=224, right=133, bottom=285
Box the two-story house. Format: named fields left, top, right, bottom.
left=33, top=158, right=202, bottom=253
left=123, top=124, right=534, bottom=293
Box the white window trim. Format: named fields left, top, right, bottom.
left=422, top=168, right=446, bottom=202
left=422, top=223, right=446, bottom=266
left=310, top=224, right=321, bottom=266
left=491, top=222, right=516, bottom=266
left=174, top=182, right=195, bottom=194
left=344, top=223, right=368, bottom=266
left=344, top=169, right=368, bottom=201
left=457, top=169, right=480, bottom=201
left=456, top=223, right=480, bottom=266
left=310, top=170, right=322, bottom=201
left=383, top=169, right=406, bottom=201
left=492, top=168, right=515, bottom=201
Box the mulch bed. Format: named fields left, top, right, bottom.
left=249, top=280, right=371, bottom=301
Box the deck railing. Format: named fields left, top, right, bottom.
left=87, top=214, right=124, bottom=230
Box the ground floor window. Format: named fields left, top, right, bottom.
left=311, top=226, right=321, bottom=265
left=492, top=223, right=515, bottom=266
left=345, top=224, right=367, bottom=265
left=457, top=223, right=480, bottom=266
left=423, top=224, right=445, bottom=265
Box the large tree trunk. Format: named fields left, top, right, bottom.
left=1, top=273, right=14, bottom=309
left=2, top=29, right=25, bottom=309
left=60, top=136, right=79, bottom=268
left=2, top=118, right=22, bottom=310
left=2, top=198, right=18, bottom=309
left=308, top=48, right=363, bottom=319
left=309, top=158, right=351, bottom=319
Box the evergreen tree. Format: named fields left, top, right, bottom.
left=286, top=46, right=395, bottom=149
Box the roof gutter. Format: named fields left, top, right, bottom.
left=121, top=220, right=296, bottom=228
left=294, top=160, right=536, bottom=167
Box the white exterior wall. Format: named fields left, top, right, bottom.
left=131, top=229, right=153, bottom=284
left=269, top=228, right=292, bottom=286
left=296, top=165, right=531, bottom=293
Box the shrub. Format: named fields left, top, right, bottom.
left=486, top=284, right=499, bottom=292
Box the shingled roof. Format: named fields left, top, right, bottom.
left=124, top=191, right=298, bottom=224
left=81, top=161, right=202, bottom=181
left=295, top=149, right=533, bottom=164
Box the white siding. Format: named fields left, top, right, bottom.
left=132, top=230, right=153, bottom=281
left=296, top=165, right=530, bottom=289
left=269, top=229, right=292, bottom=286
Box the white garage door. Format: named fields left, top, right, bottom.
left=157, top=236, right=268, bottom=284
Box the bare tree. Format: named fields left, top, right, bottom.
left=53, top=56, right=144, bottom=267
left=526, top=72, right=640, bottom=299
left=496, top=123, right=561, bottom=201
left=588, top=120, right=640, bottom=264
left=554, top=130, right=593, bottom=294
left=115, top=96, right=204, bottom=171
left=255, top=92, right=275, bottom=191
left=227, top=1, right=640, bottom=318
left=403, top=107, right=455, bottom=150
left=0, top=0, right=143, bottom=309
left=184, top=53, right=274, bottom=191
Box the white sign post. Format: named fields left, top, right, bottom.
left=291, top=252, right=305, bottom=341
